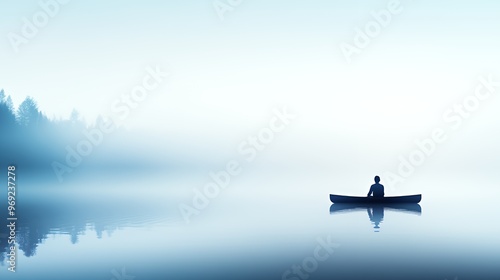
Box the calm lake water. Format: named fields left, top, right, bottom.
left=1, top=173, right=499, bottom=280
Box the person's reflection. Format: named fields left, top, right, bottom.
left=366, top=206, right=384, bottom=232
left=329, top=203, right=421, bottom=232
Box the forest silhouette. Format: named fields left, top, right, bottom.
left=1, top=90, right=100, bottom=167
left=0, top=89, right=158, bottom=177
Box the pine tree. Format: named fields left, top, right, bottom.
left=0, top=90, right=17, bottom=130
left=16, top=96, right=40, bottom=127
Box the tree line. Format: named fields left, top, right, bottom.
left=0, top=89, right=108, bottom=171
left=0, top=89, right=87, bottom=132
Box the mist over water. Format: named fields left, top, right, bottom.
left=0, top=171, right=499, bottom=279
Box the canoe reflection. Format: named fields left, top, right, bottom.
left=329, top=203, right=421, bottom=232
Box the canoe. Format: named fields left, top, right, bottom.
left=330, top=194, right=421, bottom=204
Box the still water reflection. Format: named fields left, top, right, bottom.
left=0, top=190, right=177, bottom=260
left=330, top=203, right=422, bottom=232
left=1, top=181, right=499, bottom=280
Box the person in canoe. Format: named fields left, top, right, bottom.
left=367, top=176, right=384, bottom=197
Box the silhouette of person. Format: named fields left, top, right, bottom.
left=367, top=176, right=384, bottom=197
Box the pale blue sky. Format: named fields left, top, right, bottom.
left=1, top=0, right=500, bottom=182
left=1, top=1, right=499, bottom=120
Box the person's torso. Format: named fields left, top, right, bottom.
left=371, top=184, right=384, bottom=196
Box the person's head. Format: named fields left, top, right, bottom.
left=374, top=176, right=380, bottom=183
